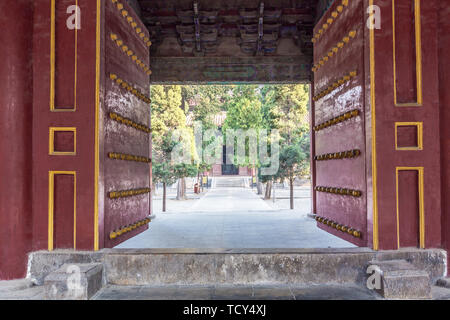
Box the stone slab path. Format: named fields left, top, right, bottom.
left=117, top=185, right=355, bottom=249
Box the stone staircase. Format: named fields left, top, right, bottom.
left=213, top=176, right=248, bottom=188
left=21, top=248, right=448, bottom=300
left=367, top=259, right=432, bottom=299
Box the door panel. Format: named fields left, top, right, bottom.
left=312, top=0, right=367, bottom=246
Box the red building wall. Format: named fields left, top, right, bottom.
left=32, top=0, right=100, bottom=252
left=0, top=0, right=34, bottom=280
left=370, top=0, right=441, bottom=250
left=438, top=1, right=450, bottom=273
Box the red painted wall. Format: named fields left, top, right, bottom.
left=372, top=0, right=441, bottom=250
left=0, top=0, right=34, bottom=280
left=32, top=0, right=99, bottom=251
left=438, top=1, right=450, bottom=273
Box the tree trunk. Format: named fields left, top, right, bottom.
left=176, top=178, right=183, bottom=200
left=264, top=181, right=272, bottom=200
left=290, top=177, right=294, bottom=210
left=251, top=170, right=254, bottom=189
left=162, top=182, right=167, bottom=212
left=257, top=181, right=263, bottom=195
left=176, top=178, right=187, bottom=200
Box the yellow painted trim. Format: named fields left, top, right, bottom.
left=109, top=32, right=151, bottom=76
left=415, top=0, right=423, bottom=106
left=49, top=127, right=77, bottom=156
left=394, top=122, right=423, bottom=151
left=48, top=172, right=54, bottom=251
left=48, top=171, right=77, bottom=251
left=50, top=0, right=78, bottom=112
left=74, top=0, right=78, bottom=110
left=392, top=0, right=423, bottom=107
left=312, top=30, right=357, bottom=73
left=395, top=167, right=425, bottom=249
left=94, top=0, right=101, bottom=251
left=370, top=0, right=379, bottom=251
left=312, top=0, right=349, bottom=44
left=50, top=0, right=55, bottom=111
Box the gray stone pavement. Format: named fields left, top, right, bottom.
left=117, top=185, right=356, bottom=249
left=260, top=185, right=313, bottom=212
left=0, top=286, right=45, bottom=300
left=1, top=281, right=449, bottom=300
left=93, top=284, right=381, bottom=300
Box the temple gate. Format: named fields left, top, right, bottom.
left=0, top=0, right=449, bottom=280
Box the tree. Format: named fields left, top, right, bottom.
left=151, top=85, right=186, bottom=137
left=276, top=143, right=308, bottom=210
left=258, top=84, right=311, bottom=199
left=171, top=126, right=200, bottom=200
left=152, top=134, right=178, bottom=212
left=222, top=95, right=264, bottom=168
left=258, top=161, right=276, bottom=200
left=260, top=84, right=310, bottom=143
left=180, top=86, right=232, bottom=192
left=173, top=163, right=199, bottom=200
left=181, top=85, right=232, bottom=129
left=151, top=85, right=189, bottom=205
left=153, top=162, right=177, bottom=212
left=151, top=83, right=312, bottom=207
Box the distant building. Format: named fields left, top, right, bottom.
left=187, top=112, right=255, bottom=177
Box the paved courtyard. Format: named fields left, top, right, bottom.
left=117, top=178, right=355, bottom=249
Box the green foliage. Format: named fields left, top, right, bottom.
left=151, top=85, right=186, bottom=138
left=152, top=162, right=178, bottom=186
left=259, top=84, right=310, bottom=180
left=151, top=85, right=199, bottom=184
left=222, top=96, right=263, bottom=167
left=276, top=144, right=307, bottom=182
left=198, top=162, right=212, bottom=174
left=260, top=84, right=310, bottom=143
left=174, top=163, right=199, bottom=180
left=294, top=132, right=311, bottom=177
left=151, top=83, right=311, bottom=183
left=152, top=133, right=178, bottom=185
left=223, top=97, right=263, bottom=131
left=181, top=85, right=233, bottom=129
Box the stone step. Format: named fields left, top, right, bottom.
left=27, top=248, right=447, bottom=300
left=214, top=177, right=246, bottom=188
left=103, top=249, right=376, bottom=286
left=368, top=259, right=431, bottom=299
left=43, top=263, right=103, bottom=300
left=93, top=283, right=380, bottom=300
left=102, top=248, right=446, bottom=288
